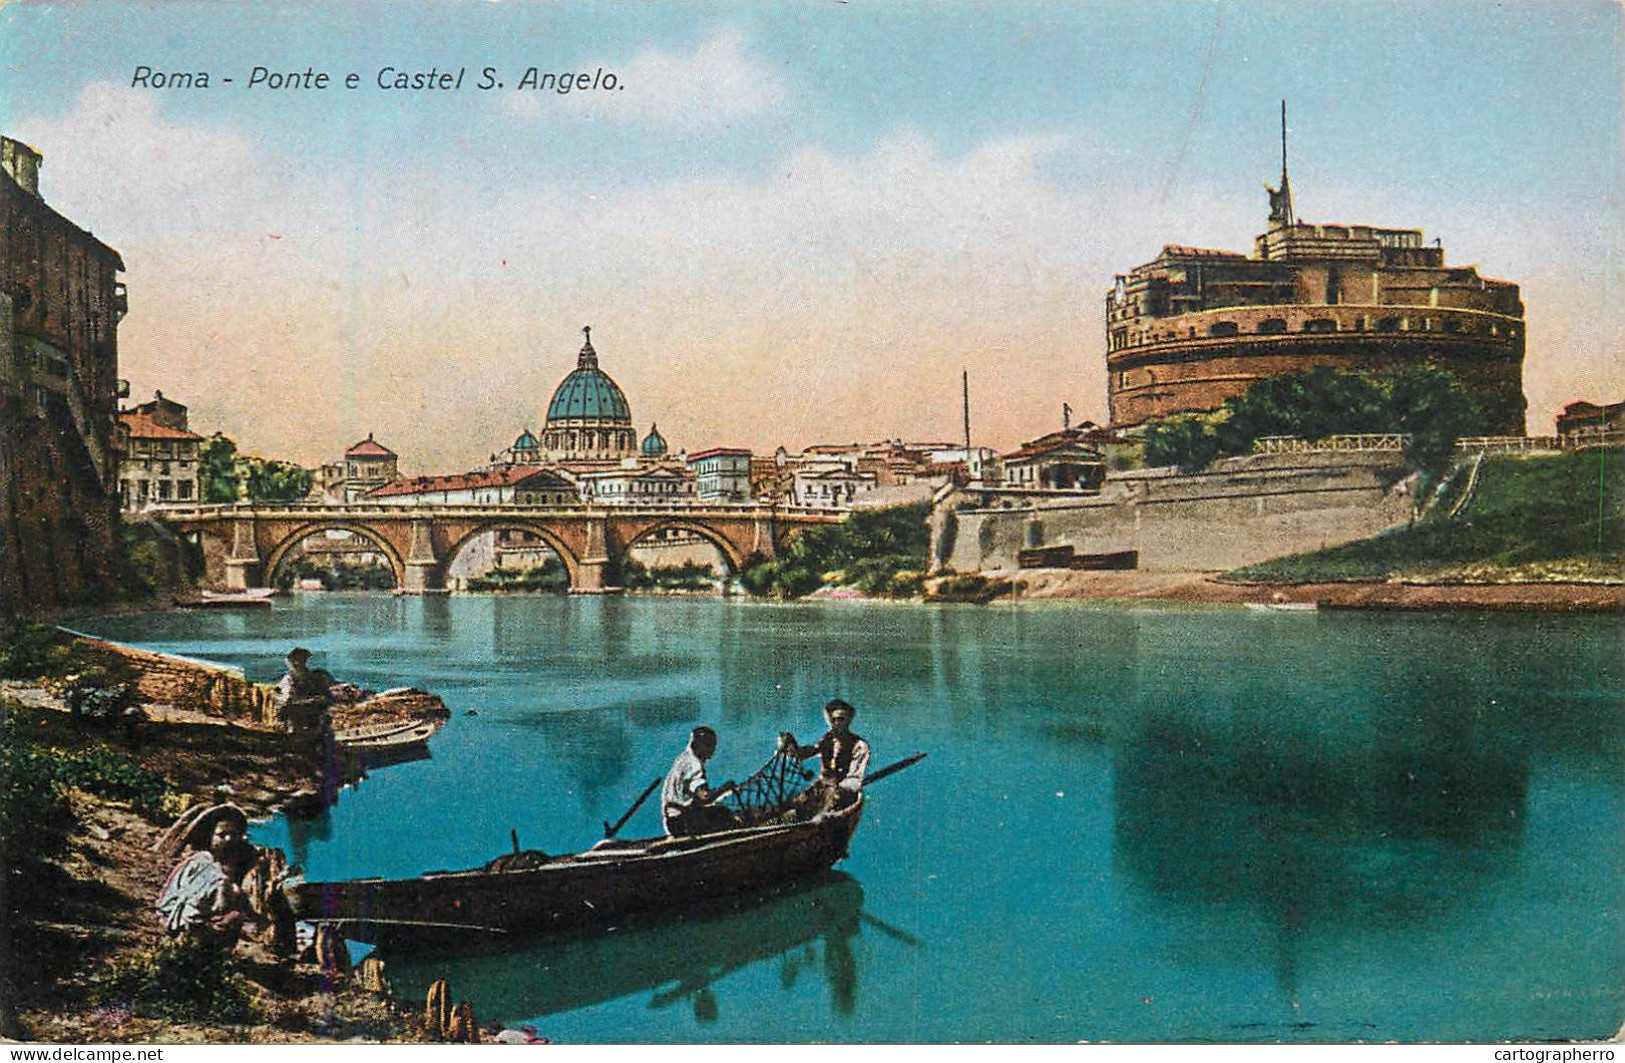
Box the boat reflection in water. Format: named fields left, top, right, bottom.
left=381, top=871, right=870, bottom=1026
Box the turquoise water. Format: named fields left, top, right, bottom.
left=78, top=595, right=1623, bottom=1043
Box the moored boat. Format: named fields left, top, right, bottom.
left=282, top=794, right=865, bottom=947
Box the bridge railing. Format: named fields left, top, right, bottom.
left=1560, top=427, right=1625, bottom=451
left=1453, top=435, right=1561, bottom=455
left=1253, top=433, right=1408, bottom=454
left=147, top=501, right=850, bottom=519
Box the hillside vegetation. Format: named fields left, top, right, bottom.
left=739, top=502, right=930, bottom=599
left=1228, top=450, right=1623, bottom=583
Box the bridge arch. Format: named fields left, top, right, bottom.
left=263, top=522, right=407, bottom=589
left=618, top=518, right=748, bottom=577
left=442, top=520, right=582, bottom=591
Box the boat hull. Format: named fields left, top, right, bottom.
left=284, top=795, right=863, bottom=947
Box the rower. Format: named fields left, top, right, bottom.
left=661, top=726, right=738, bottom=837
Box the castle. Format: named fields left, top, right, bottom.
left=1105, top=107, right=1527, bottom=434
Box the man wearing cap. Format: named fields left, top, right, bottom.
left=274, top=647, right=340, bottom=807
left=779, top=699, right=871, bottom=816
left=662, top=726, right=738, bottom=837
left=273, top=647, right=335, bottom=722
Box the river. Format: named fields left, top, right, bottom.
left=76, top=594, right=1623, bottom=1043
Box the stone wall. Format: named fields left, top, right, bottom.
left=933, top=452, right=1418, bottom=574
left=71, top=634, right=281, bottom=726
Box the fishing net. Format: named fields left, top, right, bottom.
left=722, top=747, right=816, bottom=822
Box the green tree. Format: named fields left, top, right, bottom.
left=243, top=457, right=313, bottom=503
left=1143, top=414, right=1223, bottom=473
left=198, top=433, right=241, bottom=503
left=1382, top=363, right=1489, bottom=471
left=1215, top=365, right=1388, bottom=452
left=1140, top=364, right=1488, bottom=474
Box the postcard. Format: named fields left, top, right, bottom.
left=0, top=0, right=1619, bottom=1048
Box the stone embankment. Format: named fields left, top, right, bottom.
left=72, top=634, right=283, bottom=723
left=933, top=451, right=1419, bottom=576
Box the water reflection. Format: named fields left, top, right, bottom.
left=1109, top=691, right=1531, bottom=1024
left=382, top=872, right=868, bottom=1026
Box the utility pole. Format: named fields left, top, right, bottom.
left=962, top=369, right=974, bottom=480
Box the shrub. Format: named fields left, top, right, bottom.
left=0, top=708, right=74, bottom=865
left=91, top=943, right=260, bottom=1023
left=0, top=622, right=73, bottom=679
left=925, top=573, right=1015, bottom=603
left=62, top=656, right=142, bottom=723
left=739, top=503, right=930, bottom=599
left=50, top=746, right=173, bottom=814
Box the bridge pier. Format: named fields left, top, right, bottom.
left=751, top=513, right=779, bottom=560
left=398, top=519, right=444, bottom=594
left=572, top=515, right=617, bottom=593
left=224, top=518, right=262, bottom=591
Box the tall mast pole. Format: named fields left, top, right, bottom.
left=962, top=369, right=972, bottom=466
left=1279, top=100, right=1293, bottom=223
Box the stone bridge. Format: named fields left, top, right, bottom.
left=157, top=503, right=846, bottom=593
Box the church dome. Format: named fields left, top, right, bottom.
left=546, top=327, right=631, bottom=425
left=541, top=327, right=638, bottom=462
left=641, top=423, right=669, bottom=458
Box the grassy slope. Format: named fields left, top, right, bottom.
left=1229, top=450, right=1624, bottom=583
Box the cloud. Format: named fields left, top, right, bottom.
left=13, top=82, right=276, bottom=244
left=534, top=26, right=788, bottom=130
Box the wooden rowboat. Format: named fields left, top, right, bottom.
left=333, top=718, right=438, bottom=747
left=282, top=794, right=865, bottom=948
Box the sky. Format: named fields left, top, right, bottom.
left=2, top=0, right=1620, bottom=473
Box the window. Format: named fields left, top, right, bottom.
left=1208, top=321, right=1238, bottom=338
left=1303, top=319, right=1338, bottom=334
left=177, top=481, right=193, bottom=500
left=1258, top=318, right=1288, bottom=334
left=1376, top=317, right=1400, bottom=332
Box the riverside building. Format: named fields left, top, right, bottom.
left=1105, top=108, right=1527, bottom=434
left=0, top=135, right=128, bottom=612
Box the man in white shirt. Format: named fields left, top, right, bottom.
left=662, top=726, right=737, bottom=836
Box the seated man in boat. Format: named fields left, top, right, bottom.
left=662, top=726, right=738, bottom=837
left=273, top=646, right=336, bottom=732
left=778, top=699, right=870, bottom=817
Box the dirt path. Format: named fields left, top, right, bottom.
left=1004, top=569, right=1624, bottom=611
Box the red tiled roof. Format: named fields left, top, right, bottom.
left=346, top=435, right=396, bottom=458
left=364, top=466, right=570, bottom=498
left=1158, top=244, right=1246, bottom=260
left=1003, top=428, right=1115, bottom=462
left=687, top=447, right=752, bottom=461
left=118, top=411, right=202, bottom=441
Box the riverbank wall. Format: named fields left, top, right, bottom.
left=932, top=451, right=1418, bottom=575
left=66, top=632, right=281, bottom=724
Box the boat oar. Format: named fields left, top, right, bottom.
left=605, top=776, right=662, bottom=839
left=860, top=910, right=925, bottom=948
left=862, top=752, right=927, bottom=786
